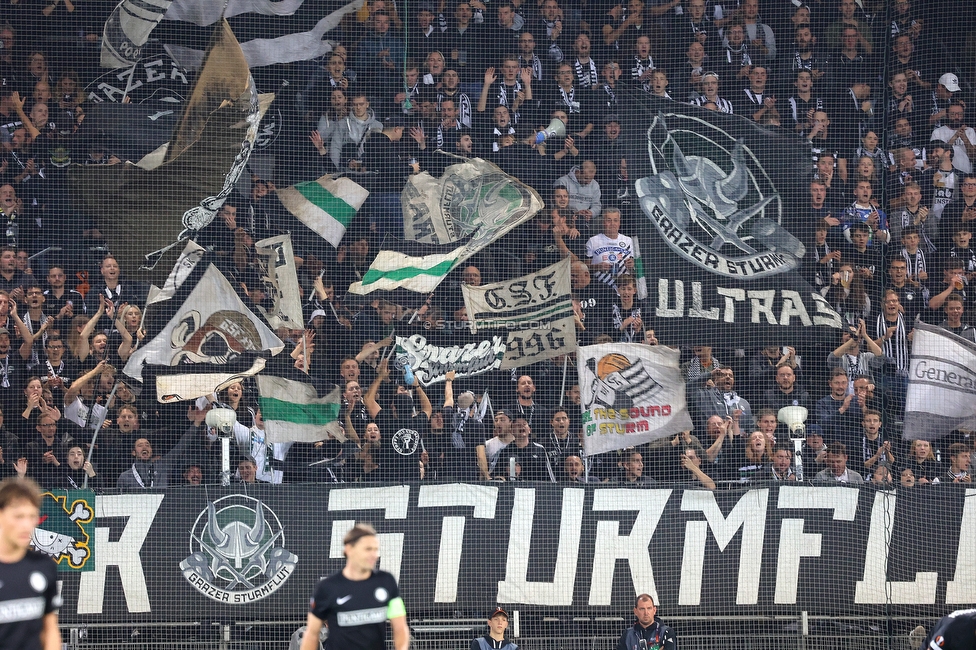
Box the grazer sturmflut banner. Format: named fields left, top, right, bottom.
left=55, top=485, right=976, bottom=623
left=618, top=91, right=843, bottom=345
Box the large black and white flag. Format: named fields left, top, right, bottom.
left=462, top=258, right=576, bottom=369
left=904, top=322, right=976, bottom=441
left=123, top=263, right=284, bottom=402
left=617, top=91, right=843, bottom=345
left=102, top=0, right=363, bottom=70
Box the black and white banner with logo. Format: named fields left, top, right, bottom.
left=619, top=93, right=844, bottom=345
left=394, top=334, right=507, bottom=386
left=55, top=485, right=976, bottom=623
left=462, top=258, right=577, bottom=370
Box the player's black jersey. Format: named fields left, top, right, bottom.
left=0, top=550, right=60, bottom=650
left=924, top=609, right=976, bottom=650
left=309, top=569, right=403, bottom=650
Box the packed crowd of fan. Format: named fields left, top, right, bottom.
left=0, top=0, right=974, bottom=489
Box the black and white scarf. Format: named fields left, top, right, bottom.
left=900, top=248, right=927, bottom=279
left=491, top=125, right=517, bottom=152
left=813, top=242, right=834, bottom=288
left=519, top=54, right=544, bottom=82
left=543, top=20, right=564, bottom=61
left=497, top=81, right=524, bottom=124
left=438, top=90, right=472, bottom=128
left=612, top=304, right=642, bottom=342
left=130, top=462, right=157, bottom=488
left=600, top=83, right=618, bottom=111
left=876, top=313, right=910, bottom=373
left=631, top=56, right=655, bottom=91
left=574, top=57, right=599, bottom=88
left=724, top=44, right=752, bottom=68
left=558, top=86, right=581, bottom=113
left=22, top=312, right=50, bottom=369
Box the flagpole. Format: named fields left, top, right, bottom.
left=559, top=355, right=569, bottom=407
left=82, top=380, right=122, bottom=489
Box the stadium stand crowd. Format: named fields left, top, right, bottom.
left=0, top=0, right=974, bottom=490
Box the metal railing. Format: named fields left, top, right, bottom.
left=61, top=614, right=939, bottom=650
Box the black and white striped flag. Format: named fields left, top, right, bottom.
left=102, top=0, right=363, bottom=70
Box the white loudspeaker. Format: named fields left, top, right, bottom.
left=535, top=117, right=567, bottom=144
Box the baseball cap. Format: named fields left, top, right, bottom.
left=805, top=424, right=824, bottom=438
left=457, top=391, right=476, bottom=410
left=604, top=114, right=621, bottom=125
left=489, top=607, right=508, bottom=619
left=940, top=73, right=961, bottom=93
left=0, top=328, right=9, bottom=337
left=310, top=309, right=327, bottom=320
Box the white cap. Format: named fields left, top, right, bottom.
left=310, top=309, right=327, bottom=319
left=940, top=73, right=961, bottom=93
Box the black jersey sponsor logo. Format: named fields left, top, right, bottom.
left=337, top=606, right=387, bottom=627
left=179, top=496, right=298, bottom=604
left=0, top=597, right=46, bottom=624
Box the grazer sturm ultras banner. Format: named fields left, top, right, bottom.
left=618, top=92, right=844, bottom=345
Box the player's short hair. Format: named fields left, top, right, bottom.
left=863, top=409, right=882, bottom=419
left=118, top=403, right=139, bottom=417
left=0, top=477, right=42, bottom=509
left=344, top=523, right=378, bottom=547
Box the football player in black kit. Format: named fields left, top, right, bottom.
left=302, top=523, right=410, bottom=650
left=0, top=477, right=61, bottom=650
left=913, top=610, right=976, bottom=650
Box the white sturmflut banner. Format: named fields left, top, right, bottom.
left=577, top=343, right=693, bottom=456
left=904, top=322, right=976, bottom=441
left=462, top=258, right=577, bottom=369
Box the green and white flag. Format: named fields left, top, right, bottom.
left=633, top=236, right=647, bottom=300
left=256, top=373, right=343, bottom=443
left=277, top=175, right=368, bottom=248
left=402, top=158, right=544, bottom=245
left=348, top=237, right=467, bottom=296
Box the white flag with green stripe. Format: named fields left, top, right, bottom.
left=348, top=237, right=467, bottom=295
left=633, top=236, right=647, bottom=300
left=277, top=175, right=368, bottom=248
left=256, top=374, right=343, bottom=443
